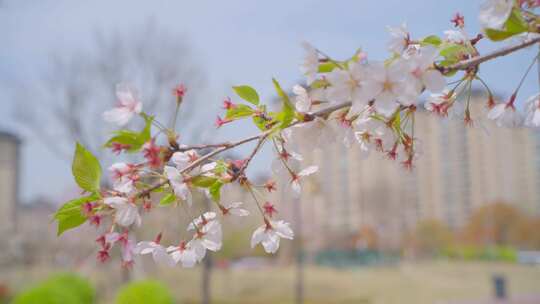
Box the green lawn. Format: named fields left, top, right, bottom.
left=6, top=261, right=540, bottom=303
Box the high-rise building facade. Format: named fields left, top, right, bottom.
left=275, top=96, right=540, bottom=250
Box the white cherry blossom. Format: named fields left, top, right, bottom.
left=444, top=29, right=469, bottom=44
left=364, top=62, right=417, bottom=116
left=134, top=241, right=175, bottom=267
left=479, top=0, right=513, bottom=30
left=188, top=220, right=223, bottom=262
left=171, top=150, right=199, bottom=170
left=286, top=117, right=336, bottom=153
left=167, top=242, right=197, bottom=267
left=353, top=116, right=388, bottom=157
left=187, top=212, right=217, bottom=231
left=109, top=163, right=136, bottom=194
left=424, top=90, right=463, bottom=118
left=328, top=111, right=356, bottom=148
left=293, top=85, right=313, bottom=113
left=401, top=46, right=445, bottom=94
left=251, top=220, right=294, bottom=254
left=104, top=196, right=141, bottom=227
left=524, top=93, right=540, bottom=127
left=326, top=62, right=374, bottom=109
left=487, top=101, right=523, bottom=127
left=164, top=166, right=192, bottom=206
left=221, top=202, right=250, bottom=217
left=105, top=231, right=135, bottom=264
left=291, top=165, right=318, bottom=195
left=300, top=42, right=319, bottom=85
left=386, top=23, right=409, bottom=54
left=103, top=84, right=142, bottom=126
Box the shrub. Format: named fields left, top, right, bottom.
left=115, top=280, right=173, bottom=304
left=12, top=273, right=94, bottom=304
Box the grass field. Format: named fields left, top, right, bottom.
left=5, top=261, right=540, bottom=303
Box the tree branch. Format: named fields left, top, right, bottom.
left=444, top=36, right=540, bottom=72
left=137, top=36, right=540, bottom=199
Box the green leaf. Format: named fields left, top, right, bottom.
left=421, top=35, right=442, bottom=46
left=310, top=79, right=329, bottom=89
left=252, top=115, right=270, bottom=131
left=317, top=62, right=339, bottom=73
left=213, top=161, right=229, bottom=174
left=484, top=8, right=528, bottom=41
left=191, top=175, right=218, bottom=188
left=505, top=8, right=528, bottom=34
left=232, top=85, right=260, bottom=105
left=272, top=78, right=294, bottom=129
left=484, top=28, right=518, bottom=41
left=72, top=143, right=101, bottom=192
left=54, top=194, right=98, bottom=236
left=159, top=193, right=176, bottom=206
left=104, top=115, right=153, bottom=152
left=225, top=104, right=254, bottom=120
left=209, top=181, right=223, bottom=202
left=438, top=43, right=470, bottom=67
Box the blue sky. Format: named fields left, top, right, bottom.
left=1, top=0, right=538, bottom=202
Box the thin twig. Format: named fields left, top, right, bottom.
left=138, top=37, right=540, bottom=199
left=233, top=133, right=270, bottom=180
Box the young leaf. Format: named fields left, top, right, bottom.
left=54, top=194, right=98, bottom=236
left=484, top=9, right=528, bottom=42
left=159, top=193, right=176, bottom=206
left=317, top=62, right=339, bottom=73
left=72, top=143, right=101, bottom=192
left=232, top=85, right=260, bottom=105
left=505, top=8, right=528, bottom=34
left=484, top=28, right=518, bottom=41
left=225, top=104, right=254, bottom=120
left=191, top=175, right=218, bottom=188
left=208, top=181, right=223, bottom=202
left=104, top=115, right=153, bottom=152
left=421, top=35, right=442, bottom=46
left=272, top=78, right=294, bottom=129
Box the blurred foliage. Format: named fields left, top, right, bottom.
left=11, top=273, right=95, bottom=304
left=405, top=202, right=540, bottom=259
left=440, top=245, right=517, bottom=262
left=406, top=219, right=454, bottom=257
left=462, top=202, right=524, bottom=246
left=115, top=280, right=173, bottom=304
left=315, top=249, right=400, bottom=268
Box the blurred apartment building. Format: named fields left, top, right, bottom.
left=276, top=95, right=540, bottom=251
left=0, top=131, right=20, bottom=234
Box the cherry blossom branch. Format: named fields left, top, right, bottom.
left=138, top=130, right=273, bottom=198
left=443, top=36, right=540, bottom=72
left=138, top=36, right=540, bottom=199
left=175, top=143, right=231, bottom=151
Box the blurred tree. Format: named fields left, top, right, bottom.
left=14, top=22, right=207, bottom=160
left=461, top=202, right=524, bottom=247
left=351, top=225, right=379, bottom=250
left=509, top=215, right=540, bottom=250
left=406, top=219, right=454, bottom=257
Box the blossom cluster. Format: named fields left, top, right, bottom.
left=54, top=0, right=540, bottom=269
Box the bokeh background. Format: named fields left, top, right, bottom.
left=1, top=1, right=540, bottom=303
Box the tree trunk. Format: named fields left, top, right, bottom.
left=202, top=253, right=212, bottom=304
left=293, top=197, right=304, bottom=304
